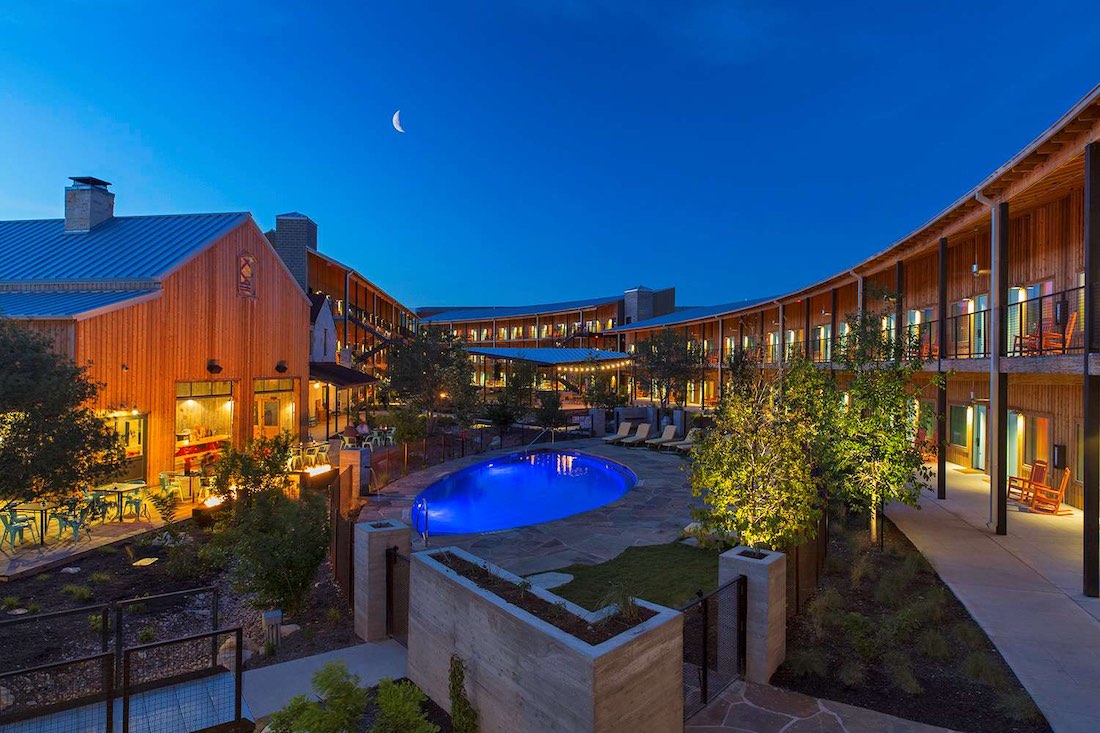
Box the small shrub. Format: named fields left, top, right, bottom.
left=516, top=579, right=533, bottom=597
left=89, top=572, right=112, bottom=584
left=27, top=601, right=42, bottom=614
left=786, top=647, right=827, bottom=679
left=98, top=545, right=118, bottom=554
left=915, top=586, right=948, bottom=623
left=880, top=603, right=924, bottom=641
left=805, top=587, right=844, bottom=638
left=836, top=658, right=866, bottom=688
left=997, top=690, right=1041, bottom=722
left=849, top=554, right=876, bottom=587
left=88, top=613, right=108, bottom=632
left=1, top=596, right=19, bottom=611
left=138, top=626, right=155, bottom=643
left=902, top=551, right=932, bottom=577
left=34, top=572, right=52, bottom=582
left=449, top=656, right=478, bottom=733
left=961, top=652, right=1008, bottom=689
left=126, top=601, right=148, bottom=614
left=915, top=629, right=950, bottom=660
left=822, top=553, right=846, bottom=576
left=597, top=582, right=641, bottom=623
left=326, top=607, right=342, bottom=624
left=842, top=611, right=879, bottom=659
left=164, top=543, right=203, bottom=581
left=371, top=678, right=439, bottom=733
left=883, top=650, right=923, bottom=695
left=196, top=541, right=232, bottom=571
left=953, top=621, right=988, bottom=651
left=873, top=571, right=910, bottom=608
left=269, top=661, right=371, bottom=733
left=62, top=584, right=93, bottom=602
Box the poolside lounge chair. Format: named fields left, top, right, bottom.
left=645, top=424, right=679, bottom=449
left=1008, top=460, right=1047, bottom=504
left=602, top=421, right=633, bottom=444
left=663, top=427, right=702, bottom=453
left=619, top=423, right=652, bottom=447
left=1029, top=468, right=1071, bottom=515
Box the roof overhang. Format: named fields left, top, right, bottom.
left=308, top=361, right=378, bottom=387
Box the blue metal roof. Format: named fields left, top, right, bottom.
left=0, top=289, right=160, bottom=318
left=419, top=294, right=624, bottom=323
left=607, top=297, right=775, bottom=333
left=467, top=347, right=631, bottom=365
left=0, top=213, right=248, bottom=282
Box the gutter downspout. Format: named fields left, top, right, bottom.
left=850, top=270, right=863, bottom=314
left=973, top=192, right=997, bottom=528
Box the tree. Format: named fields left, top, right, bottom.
left=580, top=358, right=628, bottom=411
left=689, top=360, right=822, bottom=553
left=534, top=390, right=568, bottom=430
left=633, top=329, right=701, bottom=409
left=482, top=361, right=536, bottom=443
left=0, top=318, right=125, bottom=504
left=831, top=308, right=936, bottom=544
left=269, top=661, right=370, bottom=733
left=210, top=433, right=295, bottom=512
left=388, top=327, right=477, bottom=434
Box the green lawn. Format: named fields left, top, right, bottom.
left=548, top=542, right=720, bottom=611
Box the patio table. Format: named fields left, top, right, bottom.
left=167, top=473, right=202, bottom=503
left=13, top=502, right=62, bottom=546
left=94, top=482, right=146, bottom=521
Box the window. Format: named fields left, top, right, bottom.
left=1076, top=422, right=1084, bottom=480
left=949, top=405, right=967, bottom=447
left=253, top=379, right=296, bottom=439
left=175, top=381, right=234, bottom=471
left=1024, top=415, right=1051, bottom=467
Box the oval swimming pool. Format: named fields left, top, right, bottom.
left=410, top=449, right=636, bottom=535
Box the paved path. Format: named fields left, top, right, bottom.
left=358, top=438, right=697, bottom=576
left=889, top=492, right=1100, bottom=733
left=242, top=641, right=407, bottom=720
left=687, top=681, right=955, bottom=733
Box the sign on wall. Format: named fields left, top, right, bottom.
left=238, top=252, right=256, bottom=298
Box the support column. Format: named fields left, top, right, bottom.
left=1084, top=141, right=1100, bottom=597
left=829, top=288, right=838, bottom=366
left=717, top=319, right=724, bottom=398
left=857, top=274, right=865, bottom=315
left=991, top=202, right=1010, bottom=535
left=895, top=260, right=905, bottom=357
left=937, top=237, right=949, bottom=500
left=803, top=298, right=811, bottom=360
left=777, top=303, right=785, bottom=367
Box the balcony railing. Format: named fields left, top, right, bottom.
left=809, top=337, right=831, bottom=363
left=1005, top=286, right=1083, bottom=356
left=905, top=321, right=939, bottom=361
left=944, top=309, right=990, bottom=359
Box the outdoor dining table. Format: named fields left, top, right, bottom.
left=13, top=501, right=62, bottom=546
left=94, top=482, right=146, bottom=522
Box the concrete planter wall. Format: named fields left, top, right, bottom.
left=408, top=547, right=684, bottom=733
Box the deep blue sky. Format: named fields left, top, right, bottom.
left=2, top=2, right=1099, bottom=310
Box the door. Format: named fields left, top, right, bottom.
left=972, top=294, right=989, bottom=357
left=972, top=405, right=988, bottom=471
left=1007, top=411, right=1021, bottom=479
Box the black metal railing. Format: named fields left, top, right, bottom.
left=809, top=336, right=831, bottom=363
left=0, top=652, right=114, bottom=729
left=1005, top=286, right=1084, bottom=356
left=905, top=321, right=939, bottom=361
left=680, top=575, right=746, bottom=720
left=944, top=309, right=990, bottom=358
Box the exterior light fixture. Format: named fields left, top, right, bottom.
left=121, top=363, right=130, bottom=372
left=275, top=360, right=288, bottom=373
left=206, top=359, right=223, bottom=374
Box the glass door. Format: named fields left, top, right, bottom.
left=973, top=294, right=989, bottom=357
left=972, top=405, right=988, bottom=471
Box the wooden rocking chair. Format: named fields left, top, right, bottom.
left=1040, top=311, right=1077, bottom=354
left=1008, top=460, right=1048, bottom=504
left=1030, top=468, right=1072, bottom=515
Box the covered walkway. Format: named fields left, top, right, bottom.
left=888, top=462, right=1100, bottom=732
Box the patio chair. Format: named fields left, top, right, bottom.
left=316, top=442, right=330, bottom=466
left=57, top=506, right=92, bottom=542
left=302, top=444, right=320, bottom=469
left=1041, top=310, right=1078, bottom=354
left=1029, top=468, right=1072, bottom=515
left=85, top=491, right=115, bottom=524
left=663, top=427, right=702, bottom=452
left=602, top=421, right=633, bottom=444
left=158, top=472, right=184, bottom=501
left=645, top=424, right=679, bottom=449
left=1, top=512, right=29, bottom=551
left=619, top=423, right=652, bottom=447
left=1008, top=460, right=1048, bottom=504
left=123, top=489, right=150, bottom=520
left=287, top=448, right=303, bottom=471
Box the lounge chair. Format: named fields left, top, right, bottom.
left=664, top=428, right=702, bottom=453
left=602, top=421, right=633, bottom=444
left=619, top=423, right=652, bottom=447
left=1029, top=468, right=1071, bottom=515
left=645, top=425, right=679, bottom=449
left=1008, top=460, right=1047, bottom=504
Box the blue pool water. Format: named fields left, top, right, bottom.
left=410, top=449, right=636, bottom=535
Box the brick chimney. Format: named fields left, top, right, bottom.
left=65, top=177, right=114, bottom=232
left=266, top=212, right=318, bottom=292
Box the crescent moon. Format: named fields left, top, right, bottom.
left=392, top=110, right=404, bottom=133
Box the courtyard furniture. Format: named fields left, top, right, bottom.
left=302, top=443, right=320, bottom=468
left=1, top=511, right=32, bottom=551
left=602, top=422, right=633, bottom=444
left=1042, top=310, right=1077, bottom=354
left=159, top=472, right=185, bottom=501
left=663, top=427, right=702, bottom=453
left=316, top=442, right=330, bottom=466
left=57, top=505, right=92, bottom=542
left=619, top=423, right=652, bottom=446
left=1008, top=460, right=1047, bottom=504
left=645, top=424, right=679, bottom=449
left=123, top=488, right=150, bottom=519
left=1029, top=468, right=1072, bottom=515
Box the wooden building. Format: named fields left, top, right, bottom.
left=0, top=178, right=310, bottom=483
left=611, top=85, right=1100, bottom=598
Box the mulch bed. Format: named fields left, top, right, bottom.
left=770, top=513, right=1052, bottom=733
left=435, top=552, right=655, bottom=645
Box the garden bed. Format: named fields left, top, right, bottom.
left=435, top=552, right=655, bottom=644
left=771, top=512, right=1051, bottom=733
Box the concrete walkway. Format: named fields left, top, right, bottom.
left=888, top=465, right=1100, bottom=733
left=687, top=681, right=955, bottom=733
left=242, top=641, right=407, bottom=720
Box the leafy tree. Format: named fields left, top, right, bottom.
left=633, top=329, right=701, bottom=409
left=689, top=360, right=822, bottom=553
left=210, top=433, right=294, bottom=512
left=580, top=358, right=628, bottom=411
left=482, top=361, right=536, bottom=443
left=269, top=661, right=370, bottom=733
left=831, top=309, right=936, bottom=544
left=388, top=328, right=477, bottom=434
left=534, top=390, right=569, bottom=430
left=391, top=406, right=427, bottom=444
left=0, top=318, right=125, bottom=504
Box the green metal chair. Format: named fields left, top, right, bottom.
left=1, top=512, right=28, bottom=551
left=57, top=506, right=92, bottom=542
left=123, top=489, right=149, bottom=519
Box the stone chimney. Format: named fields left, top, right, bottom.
left=266, top=212, right=318, bottom=292
left=624, top=286, right=654, bottom=325
left=65, top=177, right=114, bottom=232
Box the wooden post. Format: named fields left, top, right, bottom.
left=829, top=288, right=838, bottom=366
left=895, top=260, right=905, bottom=358
left=991, top=202, right=1010, bottom=536
left=1084, top=142, right=1100, bottom=597
left=938, top=237, right=949, bottom=499
left=803, top=298, right=811, bottom=360
left=777, top=303, right=785, bottom=367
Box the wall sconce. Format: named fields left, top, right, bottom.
left=275, top=360, right=288, bottom=374
left=121, top=363, right=129, bottom=372
left=206, top=359, right=223, bottom=375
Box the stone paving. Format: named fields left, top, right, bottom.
left=355, top=437, right=696, bottom=575
left=687, top=681, right=955, bottom=733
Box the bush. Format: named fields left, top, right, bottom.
left=882, top=650, right=923, bottom=694
left=392, top=407, right=428, bottom=444
left=269, top=662, right=370, bottom=733
left=138, top=626, right=155, bottom=643
left=371, top=678, right=438, bottom=733
left=89, top=572, right=111, bottom=584
left=164, top=543, right=204, bottom=581
left=449, top=656, right=478, bottom=733
left=62, top=584, right=92, bottom=602
left=786, top=647, right=827, bottom=679
left=997, top=690, right=1041, bottom=722
left=1, top=596, right=19, bottom=610
left=961, top=652, right=1009, bottom=689
left=836, top=658, right=866, bottom=688
left=849, top=554, right=876, bottom=587
left=148, top=489, right=181, bottom=528
left=915, top=629, right=951, bottom=660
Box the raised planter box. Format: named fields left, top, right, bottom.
left=408, top=547, right=684, bottom=733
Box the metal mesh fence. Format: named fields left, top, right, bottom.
left=1005, top=286, right=1084, bottom=356
left=944, top=309, right=990, bottom=358
left=0, top=652, right=113, bottom=730
left=680, top=575, right=746, bottom=720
